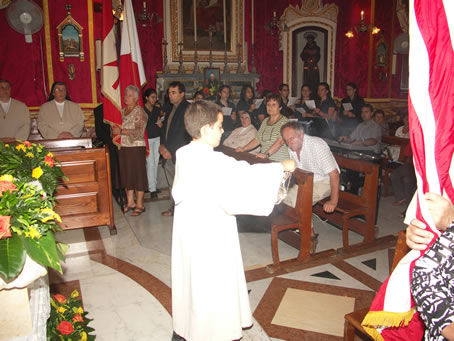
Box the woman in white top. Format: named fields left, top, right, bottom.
left=223, top=112, right=258, bottom=153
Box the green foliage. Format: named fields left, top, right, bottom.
left=0, top=141, right=67, bottom=281
left=47, top=290, right=96, bottom=340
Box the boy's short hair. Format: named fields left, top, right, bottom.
left=184, top=100, right=221, bottom=139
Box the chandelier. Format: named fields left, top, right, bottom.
left=345, top=11, right=380, bottom=38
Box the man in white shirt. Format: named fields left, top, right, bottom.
left=281, top=121, right=340, bottom=211
left=281, top=121, right=340, bottom=252
left=0, top=80, right=31, bottom=141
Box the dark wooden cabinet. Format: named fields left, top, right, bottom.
left=51, top=146, right=116, bottom=235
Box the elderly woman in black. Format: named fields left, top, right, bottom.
left=111, top=85, right=148, bottom=216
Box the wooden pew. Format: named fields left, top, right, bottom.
left=312, top=155, right=380, bottom=247
left=381, top=135, right=410, bottom=197
left=38, top=139, right=116, bottom=235
left=219, top=146, right=316, bottom=272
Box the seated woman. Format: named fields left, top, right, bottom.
left=388, top=114, right=410, bottom=161
left=236, top=85, right=256, bottom=118
left=252, top=89, right=272, bottom=128
left=314, top=82, right=337, bottom=122
left=111, top=85, right=148, bottom=216
left=295, top=83, right=316, bottom=120
left=215, top=85, right=237, bottom=139
left=193, top=90, right=205, bottom=101
left=37, top=82, right=85, bottom=139
left=338, top=82, right=365, bottom=136
left=236, top=94, right=289, bottom=162
left=223, top=112, right=258, bottom=153
left=279, top=83, right=295, bottom=118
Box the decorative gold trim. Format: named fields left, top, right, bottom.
left=388, top=0, right=396, bottom=97
left=43, top=0, right=54, bottom=90
left=87, top=0, right=97, bottom=105
left=280, top=1, right=338, bottom=93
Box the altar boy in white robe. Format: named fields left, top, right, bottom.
left=171, top=100, right=296, bottom=341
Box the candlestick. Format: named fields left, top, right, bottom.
left=361, top=10, right=364, bottom=21
left=193, top=0, right=197, bottom=42
left=251, top=0, right=254, bottom=45
left=223, top=0, right=227, bottom=44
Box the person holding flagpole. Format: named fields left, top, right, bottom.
left=112, top=85, right=148, bottom=216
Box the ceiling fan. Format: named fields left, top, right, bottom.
left=6, top=0, right=44, bottom=43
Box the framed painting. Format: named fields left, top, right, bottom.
left=181, top=0, right=231, bottom=51
left=56, top=7, right=84, bottom=62
left=165, top=0, right=243, bottom=66
left=203, top=67, right=221, bottom=83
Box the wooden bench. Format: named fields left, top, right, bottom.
left=381, top=135, right=410, bottom=197
left=312, top=155, right=380, bottom=247
left=219, top=146, right=317, bottom=271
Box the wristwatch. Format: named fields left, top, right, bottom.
left=265, top=151, right=271, bottom=157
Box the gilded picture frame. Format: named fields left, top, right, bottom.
left=165, top=0, right=243, bottom=66
left=56, top=8, right=84, bottom=62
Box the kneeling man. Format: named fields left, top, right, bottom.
left=171, top=100, right=296, bottom=341
left=281, top=121, right=340, bottom=249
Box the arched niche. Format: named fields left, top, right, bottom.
left=279, top=0, right=338, bottom=96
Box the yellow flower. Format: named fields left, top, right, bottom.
left=25, top=226, right=41, bottom=239
left=5, top=144, right=9, bottom=147
left=47, top=151, right=54, bottom=158
left=25, top=152, right=34, bottom=158
left=57, top=306, right=67, bottom=314
left=0, top=175, right=14, bottom=182
left=80, top=331, right=87, bottom=341
left=32, top=167, right=43, bottom=179
left=16, top=144, right=26, bottom=152
left=76, top=307, right=84, bottom=314
left=71, top=290, right=79, bottom=298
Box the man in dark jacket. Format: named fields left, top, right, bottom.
left=159, top=81, right=191, bottom=216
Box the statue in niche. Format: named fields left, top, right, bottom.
left=300, top=32, right=320, bottom=93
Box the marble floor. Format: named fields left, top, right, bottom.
left=48, top=182, right=408, bottom=341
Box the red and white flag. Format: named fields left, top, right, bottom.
left=120, top=0, right=147, bottom=106
left=362, top=0, right=454, bottom=339
left=101, top=0, right=122, bottom=146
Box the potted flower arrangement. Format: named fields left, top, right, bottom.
left=47, top=290, right=96, bottom=340
left=0, top=141, right=67, bottom=282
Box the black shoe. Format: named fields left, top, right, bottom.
left=150, top=191, right=158, bottom=199
left=156, top=188, right=161, bottom=194
left=171, top=332, right=185, bottom=341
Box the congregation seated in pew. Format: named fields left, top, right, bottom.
left=337, top=82, right=365, bottom=137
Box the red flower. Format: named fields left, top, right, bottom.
left=0, top=216, right=11, bottom=239
left=56, top=321, right=74, bottom=335
left=53, top=294, right=67, bottom=304
left=44, top=155, right=55, bottom=168
left=23, top=141, right=32, bottom=147
left=0, top=181, right=16, bottom=195
left=73, top=314, right=83, bottom=323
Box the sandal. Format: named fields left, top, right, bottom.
left=123, top=206, right=136, bottom=214
left=131, top=207, right=146, bottom=216
left=310, top=233, right=319, bottom=254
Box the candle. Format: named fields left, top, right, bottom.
left=193, top=0, right=197, bottom=42
left=273, top=11, right=276, bottom=17
left=223, top=0, right=226, bottom=44
left=251, top=0, right=254, bottom=45
left=361, top=10, right=364, bottom=21
left=143, top=1, right=146, bottom=8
